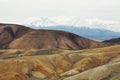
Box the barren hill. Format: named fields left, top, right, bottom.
left=0, top=23, right=105, bottom=50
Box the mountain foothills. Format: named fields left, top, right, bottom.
left=0, top=23, right=120, bottom=80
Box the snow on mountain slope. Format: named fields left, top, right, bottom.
left=21, top=17, right=120, bottom=41
left=22, top=16, right=120, bottom=32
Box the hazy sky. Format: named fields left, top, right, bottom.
left=0, top=0, right=119, bottom=23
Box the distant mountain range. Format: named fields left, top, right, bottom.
left=22, top=17, right=120, bottom=41
left=26, top=25, right=120, bottom=41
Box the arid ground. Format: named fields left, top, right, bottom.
left=0, top=24, right=120, bottom=80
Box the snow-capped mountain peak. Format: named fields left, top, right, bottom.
left=22, top=16, right=120, bottom=32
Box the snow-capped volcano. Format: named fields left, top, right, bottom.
left=22, top=16, right=120, bottom=32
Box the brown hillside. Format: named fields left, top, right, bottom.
left=0, top=23, right=106, bottom=50
left=0, top=23, right=31, bottom=48
left=9, top=30, right=105, bottom=49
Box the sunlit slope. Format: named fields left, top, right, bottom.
left=0, top=45, right=120, bottom=80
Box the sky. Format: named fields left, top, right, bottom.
left=0, top=0, right=119, bottom=22
left=0, top=0, right=120, bottom=32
